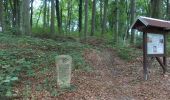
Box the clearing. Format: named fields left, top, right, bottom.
left=0, top=33, right=170, bottom=100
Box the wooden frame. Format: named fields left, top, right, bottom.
left=143, top=32, right=167, bottom=80
left=131, top=16, right=170, bottom=80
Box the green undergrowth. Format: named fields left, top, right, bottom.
left=0, top=33, right=92, bottom=97
left=115, top=44, right=142, bottom=61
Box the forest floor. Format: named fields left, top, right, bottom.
left=0, top=33, right=170, bottom=100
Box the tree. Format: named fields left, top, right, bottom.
left=84, top=0, right=88, bottom=40
left=114, top=0, right=119, bottom=44
left=167, top=0, right=170, bottom=19
left=101, top=0, right=108, bottom=35
left=50, top=0, right=55, bottom=34
left=0, top=0, right=4, bottom=32
left=43, top=0, right=47, bottom=28
left=67, top=0, right=72, bottom=34
left=56, top=0, right=61, bottom=33
left=30, top=0, right=34, bottom=28
left=78, top=0, right=82, bottom=33
left=130, top=0, right=136, bottom=44
left=21, top=0, right=31, bottom=35
left=100, top=0, right=103, bottom=30
left=91, top=0, right=96, bottom=36
left=150, top=0, right=162, bottom=18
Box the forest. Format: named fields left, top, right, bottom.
left=0, top=0, right=170, bottom=99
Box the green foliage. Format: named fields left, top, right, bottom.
left=0, top=33, right=91, bottom=96
left=115, top=45, right=142, bottom=61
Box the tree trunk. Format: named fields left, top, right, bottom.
left=100, top=0, right=103, bottom=30
left=167, top=0, right=170, bottom=19
left=91, top=0, right=96, bottom=36
left=56, top=0, right=61, bottom=33
left=36, top=5, right=43, bottom=27
left=0, top=0, right=4, bottom=32
left=67, top=0, right=72, bottom=34
left=47, top=2, right=50, bottom=27
left=21, top=0, right=31, bottom=35
left=101, top=0, right=108, bottom=35
left=43, top=0, right=47, bottom=28
left=114, top=0, right=119, bottom=44
left=30, top=0, right=34, bottom=28
left=78, top=0, right=82, bottom=33
left=13, top=0, right=20, bottom=34
left=150, top=0, right=162, bottom=18
left=130, top=0, right=136, bottom=44
left=50, top=0, right=55, bottom=34
left=84, top=0, right=88, bottom=40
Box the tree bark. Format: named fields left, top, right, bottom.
left=84, top=0, right=88, bottom=40
left=91, top=0, right=96, bottom=36
left=67, top=0, right=72, bottom=34
left=56, top=0, right=61, bottom=33
left=0, top=0, right=4, bottom=32
left=79, top=0, right=82, bottom=33
left=21, top=0, right=31, bottom=35
left=100, top=0, right=103, bottom=30
left=114, top=0, right=119, bottom=44
left=130, top=0, right=136, bottom=44
left=47, top=2, right=50, bottom=27
left=101, top=0, right=108, bottom=35
left=30, top=0, right=34, bottom=28
left=50, top=0, right=55, bottom=34
left=43, top=0, right=47, bottom=28
left=167, top=0, right=170, bottom=19
left=150, top=0, right=162, bottom=18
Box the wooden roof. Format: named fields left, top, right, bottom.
left=131, top=16, right=170, bottom=33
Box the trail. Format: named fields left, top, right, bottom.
left=56, top=48, right=170, bottom=100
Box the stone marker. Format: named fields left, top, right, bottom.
left=0, top=27, right=2, bottom=32
left=56, top=55, right=72, bottom=88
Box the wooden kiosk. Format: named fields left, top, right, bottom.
left=131, top=16, right=170, bottom=80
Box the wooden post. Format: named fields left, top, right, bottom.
left=163, top=33, right=167, bottom=74
left=143, top=32, right=148, bottom=80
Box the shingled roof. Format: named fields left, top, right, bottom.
left=131, top=16, right=170, bottom=33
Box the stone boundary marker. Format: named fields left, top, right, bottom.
left=56, top=55, right=72, bottom=88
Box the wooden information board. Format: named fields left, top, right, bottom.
left=131, top=16, right=170, bottom=80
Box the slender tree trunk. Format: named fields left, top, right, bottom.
left=60, top=6, right=62, bottom=32
left=13, top=0, right=20, bottom=34
left=101, top=0, right=108, bottom=35
left=100, top=0, right=103, bottom=30
left=56, top=0, right=61, bottom=33
left=47, top=2, right=50, bottom=27
left=30, top=0, right=34, bottom=28
left=114, top=0, right=119, bottom=44
left=130, top=0, right=136, bottom=44
left=79, top=0, right=82, bottom=33
left=91, top=0, right=96, bottom=36
left=67, top=0, right=72, bottom=34
left=0, top=0, right=4, bottom=32
left=36, top=5, right=43, bottom=27
left=150, top=0, right=162, bottom=18
left=167, top=0, right=170, bottom=19
left=21, top=0, right=31, bottom=35
left=43, top=0, right=47, bottom=28
left=84, top=0, right=88, bottom=40
left=50, top=0, right=55, bottom=34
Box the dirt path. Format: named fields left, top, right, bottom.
left=56, top=48, right=170, bottom=100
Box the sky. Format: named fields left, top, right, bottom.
left=33, top=0, right=42, bottom=9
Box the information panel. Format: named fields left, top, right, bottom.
left=147, top=33, right=164, bottom=54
